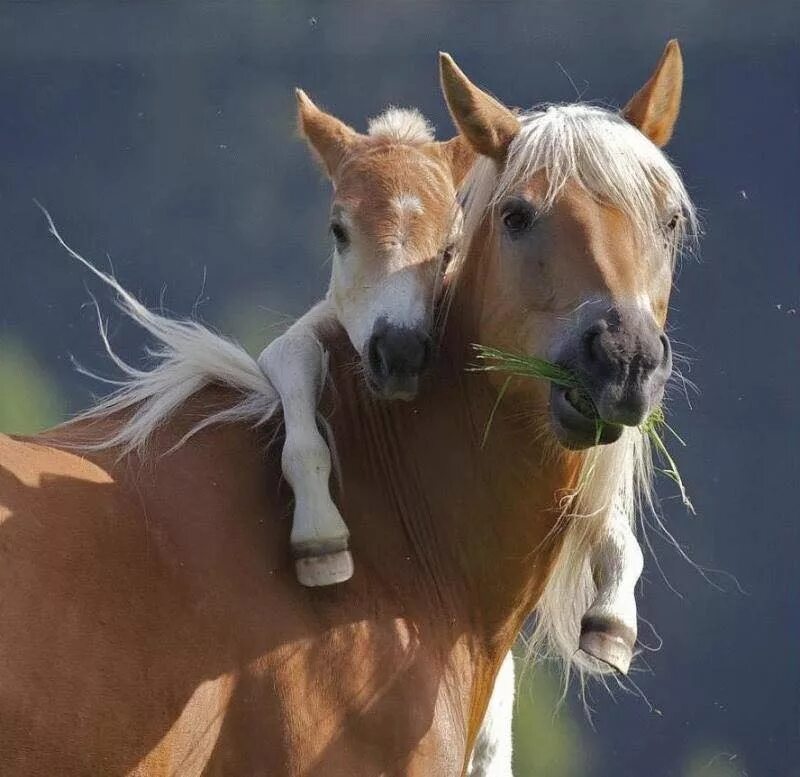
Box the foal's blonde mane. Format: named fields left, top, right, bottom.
left=367, top=107, right=435, bottom=145
left=455, top=104, right=697, bottom=684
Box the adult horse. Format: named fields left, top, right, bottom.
left=0, top=43, right=694, bottom=775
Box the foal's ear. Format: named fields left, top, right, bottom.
left=295, top=88, right=359, bottom=177
left=438, top=53, right=520, bottom=164
left=437, top=135, right=476, bottom=186
left=622, top=39, right=683, bottom=147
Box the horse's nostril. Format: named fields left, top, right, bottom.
left=659, top=333, right=672, bottom=368
left=583, top=322, right=612, bottom=368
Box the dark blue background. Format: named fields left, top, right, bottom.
left=1, top=3, right=798, bottom=775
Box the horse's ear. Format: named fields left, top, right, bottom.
left=438, top=53, right=520, bottom=164
left=437, top=135, right=477, bottom=186
left=295, top=88, right=359, bottom=177
left=622, top=39, right=683, bottom=147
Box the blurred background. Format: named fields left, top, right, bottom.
left=1, top=2, right=798, bottom=775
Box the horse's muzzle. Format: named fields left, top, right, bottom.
left=550, top=303, right=672, bottom=449
left=366, top=319, right=432, bottom=401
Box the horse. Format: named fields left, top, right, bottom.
left=258, top=89, right=471, bottom=587
left=0, top=41, right=695, bottom=775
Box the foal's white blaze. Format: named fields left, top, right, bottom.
left=331, top=258, right=433, bottom=358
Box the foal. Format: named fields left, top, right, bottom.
left=258, top=90, right=471, bottom=587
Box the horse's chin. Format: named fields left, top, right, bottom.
left=549, top=384, right=624, bottom=450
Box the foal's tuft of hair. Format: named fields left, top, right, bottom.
left=367, top=107, right=435, bottom=145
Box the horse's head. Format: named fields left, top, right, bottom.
left=296, top=90, right=473, bottom=400
left=441, top=42, right=695, bottom=448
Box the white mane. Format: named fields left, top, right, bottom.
left=456, top=104, right=697, bottom=686
left=40, top=207, right=280, bottom=455
left=367, top=107, right=435, bottom=145
left=460, top=104, right=697, bottom=269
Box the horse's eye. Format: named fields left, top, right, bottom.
left=501, top=201, right=536, bottom=235
left=665, top=212, right=681, bottom=232
left=330, top=221, right=348, bottom=248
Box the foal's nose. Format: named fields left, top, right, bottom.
left=578, top=306, right=672, bottom=426
left=367, top=321, right=431, bottom=400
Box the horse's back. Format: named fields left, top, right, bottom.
left=0, top=416, right=469, bottom=776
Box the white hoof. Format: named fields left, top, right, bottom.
left=295, top=550, right=354, bottom=587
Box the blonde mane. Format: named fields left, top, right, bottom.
left=367, top=107, right=435, bottom=145
left=455, top=103, right=697, bottom=686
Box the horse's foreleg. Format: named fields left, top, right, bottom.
left=467, top=651, right=514, bottom=777
left=258, top=302, right=352, bottom=587
left=578, top=510, right=643, bottom=674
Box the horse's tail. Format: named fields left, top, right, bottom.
left=39, top=204, right=280, bottom=456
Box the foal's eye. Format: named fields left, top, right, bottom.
left=665, top=212, right=681, bottom=232
left=441, top=242, right=455, bottom=268
left=501, top=200, right=536, bottom=236
left=330, top=221, right=348, bottom=248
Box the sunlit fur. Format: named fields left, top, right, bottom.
left=367, top=108, right=435, bottom=145
left=455, top=104, right=697, bottom=685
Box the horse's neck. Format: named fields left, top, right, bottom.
left=325, top=312, right=579, bottom=661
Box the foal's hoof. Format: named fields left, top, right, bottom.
left=578, top=616, right=636, bottom=675
left=295, top=550, right=354, bottom=587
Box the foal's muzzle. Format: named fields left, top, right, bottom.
left=551, top=304, right=672, bottom=449
left=366, top=318, right=432, bottom=401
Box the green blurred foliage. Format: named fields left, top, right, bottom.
left=512, top=652, right=588, bottom=777
left=683, top=748, right=748, bottom=777
left=218, top=297, right=295, bottom=357
left=0, top=339, right=65, bottom=435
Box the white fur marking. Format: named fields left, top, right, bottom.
left=393, top=193, right=424, bottom=216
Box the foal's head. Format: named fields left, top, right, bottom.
left=296, top=90, right=473, bottom=399
left=442, top=42, right=695, bottom=448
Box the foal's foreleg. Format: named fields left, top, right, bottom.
left=258, top=303, right=352, bottom=587
left=578, top=509, right=643, bottom=674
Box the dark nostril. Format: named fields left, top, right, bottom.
left=582, top=322, right=610, bottom=366
left=417, top=335, right=432, bottom=372
left=368, top=329, right=431, bottom=380
left=659, top=333, right=672, bottom=369
left=368, top=336, right=389, bottom=379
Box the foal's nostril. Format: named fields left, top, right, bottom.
left=368, top=336, right=390, bottom=380
left=416, top=335, right=432, bottom=373
left=368, top=328, right=431, bottom=382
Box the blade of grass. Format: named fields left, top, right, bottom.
left=470, top=343, right=694, bottom=513
left=481, top=375, right=512, bottom=449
